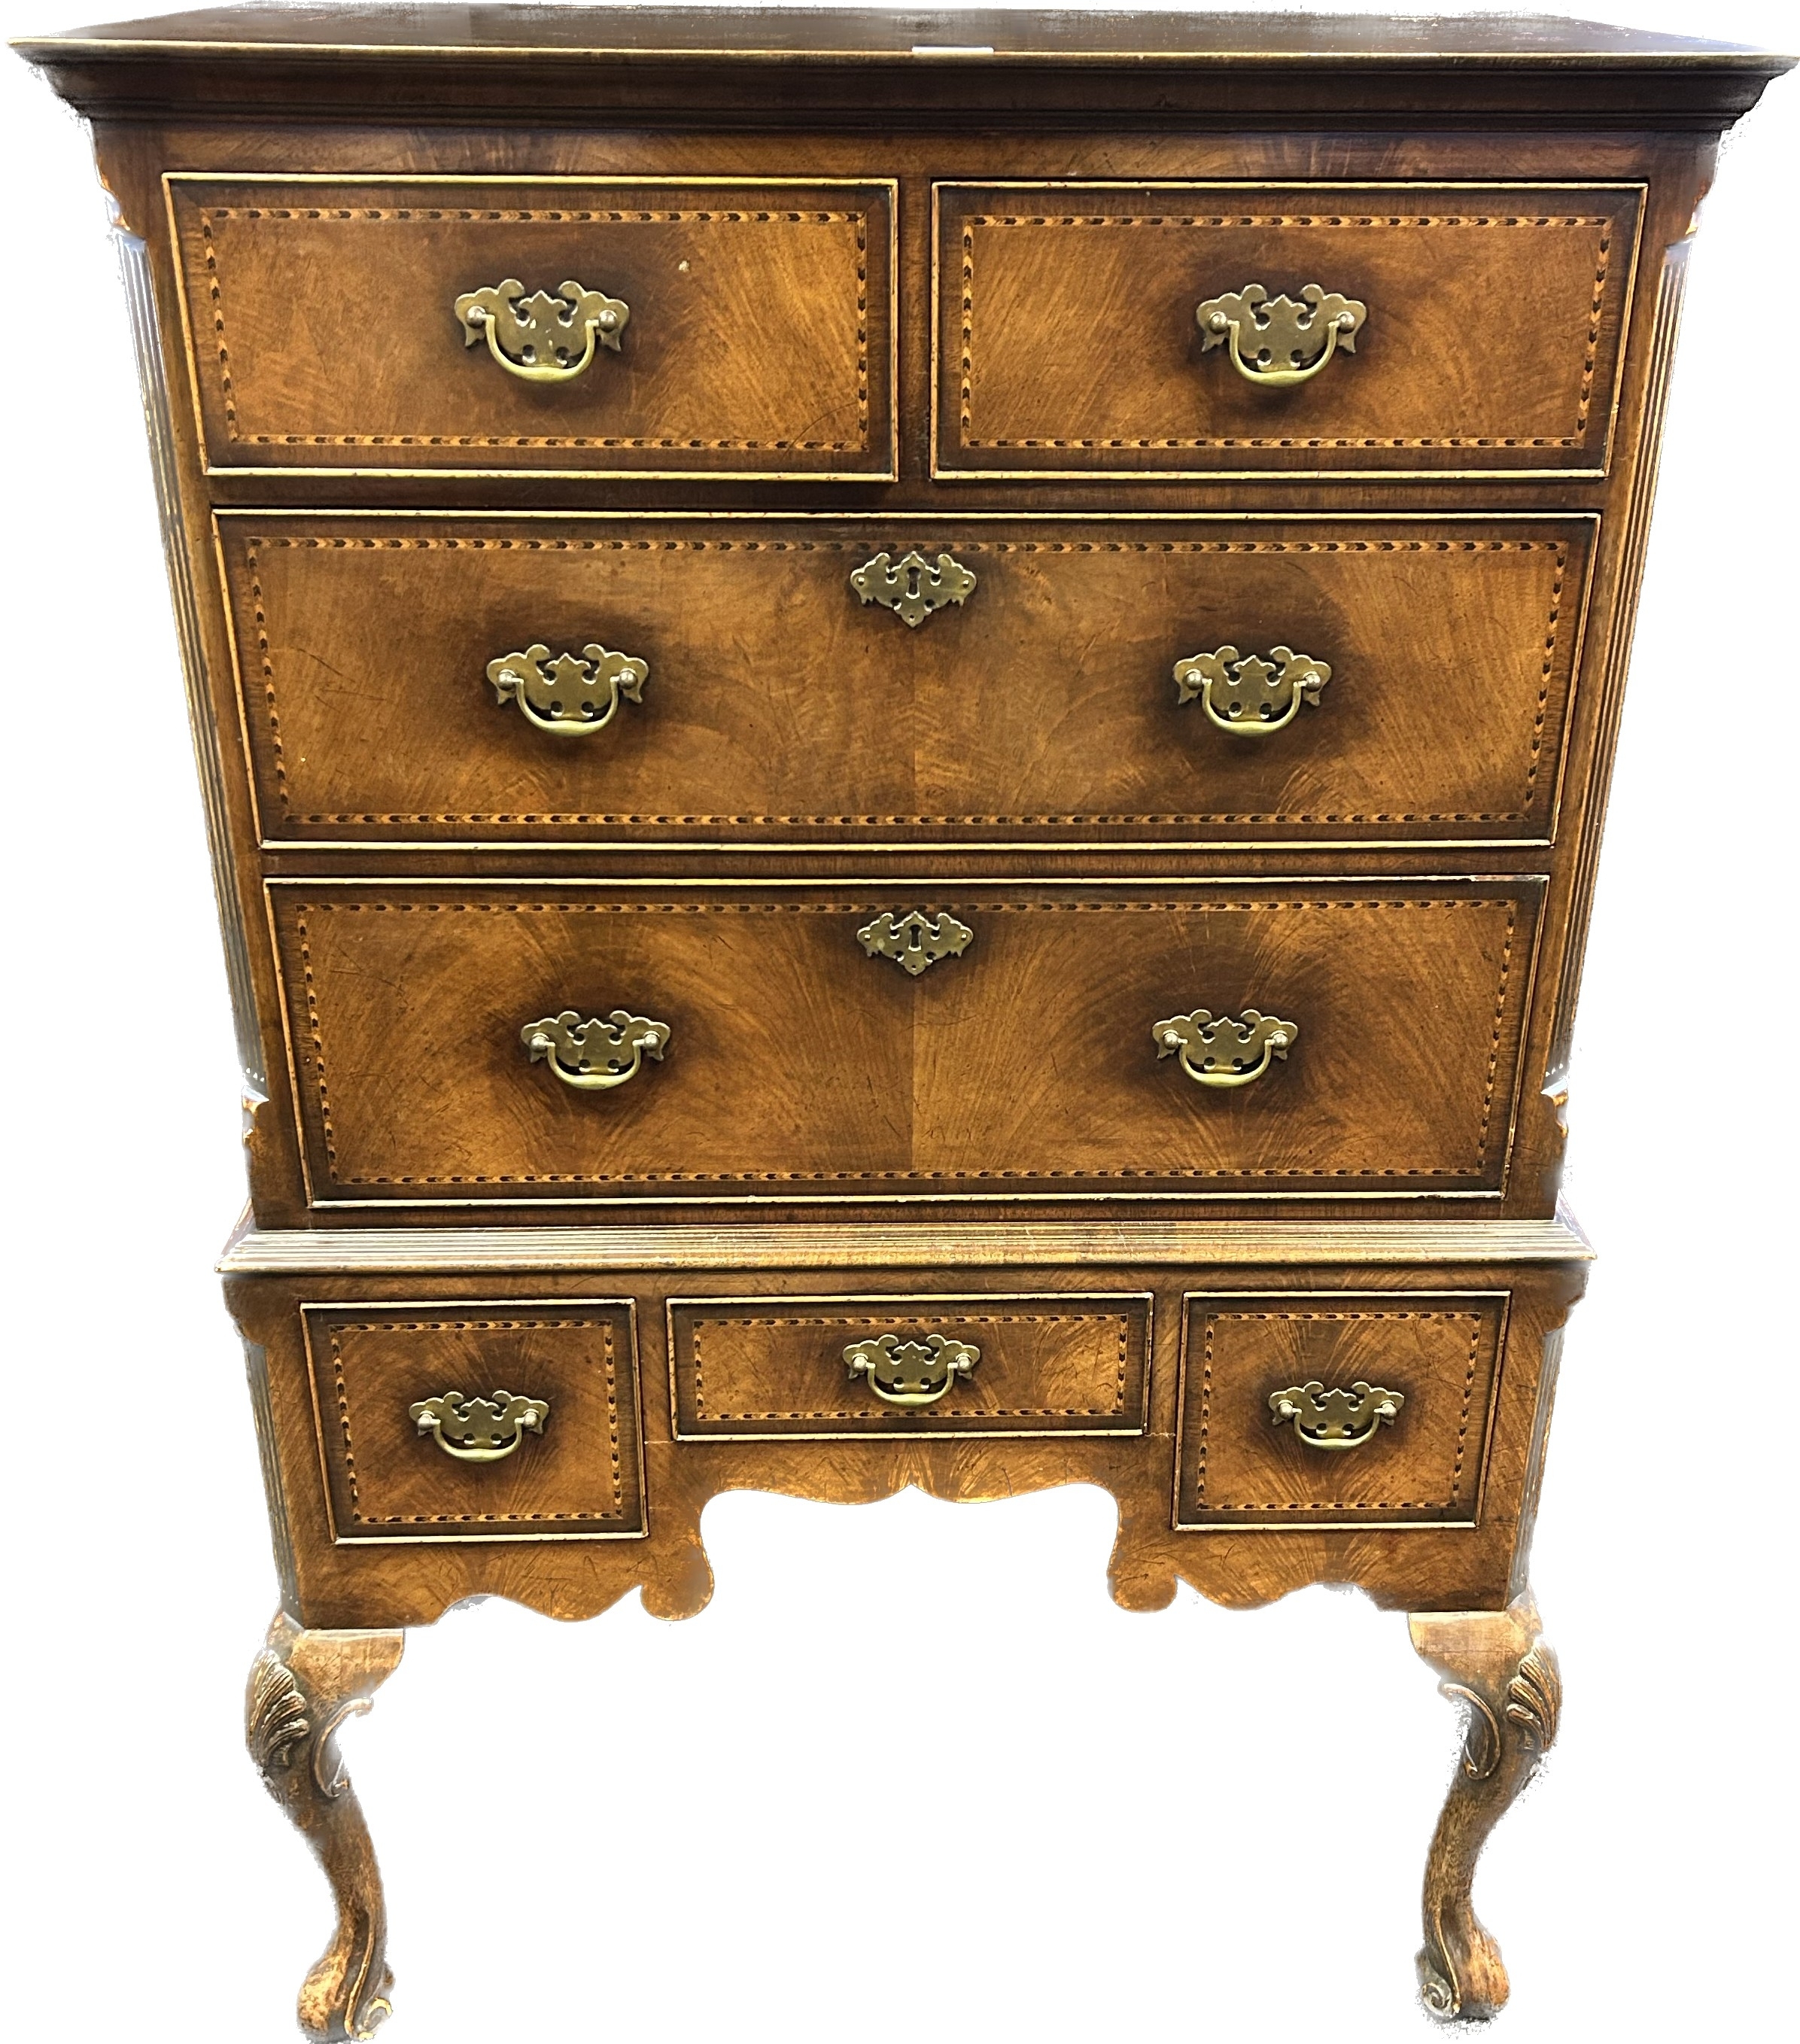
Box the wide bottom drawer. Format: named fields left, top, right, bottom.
left=266, top=877, right=1543, bottom=1206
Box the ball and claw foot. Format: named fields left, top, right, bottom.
left=247, top=1612, right=406, bottom=2041
left=1409, top=1594, right=1560, bottom=2021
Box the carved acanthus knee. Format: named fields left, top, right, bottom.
left=248, top=1614, right=406, bottom=2042
left=1409, top=1594, right=1560, bottom=2021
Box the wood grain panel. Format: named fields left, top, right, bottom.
left=167, top=176, right=895, bottom=476
left=1174, top=1291, right=1505, bottom=1527
left=265, top=879, right=1544, bottom=1205
left=222, top=513, right=1592, bottom=847
left=668, top=1291, right=1151, bottom=1437
left=936, top=182, right=1641, bottom=476
left=302, top=1300, right=646, bottom=1541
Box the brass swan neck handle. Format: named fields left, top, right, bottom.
left=522, top=1010, right=670, bottom=1091
left=488, top=643, right=649, bottom=735
left=1196, top=284, right=1367, bottom=388
left=1154, top=1008, right=1297, bottom=1087
left=455, top=278, right=630, bottom=382
left=409, top=1390, right=550, bottom=1462
left=844, top=1332, right=981, bottom=1408
left=1174, top=645, right=1330, bottom=735
left=1269, top=1380, right=1403, bottom=1451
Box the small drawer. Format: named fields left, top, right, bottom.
left=302, top=1300, right=645, bottom=1542
left=668, top=1292, right=1151, bottom=1437
left=166, top=175, right=895, bottom=477
left=936, top=181, right=1641, bottom=477
left=266, top=876, right=1543, bottom=1208
left=1173, top=1291, right=1505, bottom=1529
left=221, top=512, right=1592, bottom=848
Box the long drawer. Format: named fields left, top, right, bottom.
left=935, top=181, right=1642, bottom=478
left=220, top=513, right=1592, bottom=847
left=265, top=878, right=1543, bottom=1206
left=668, top=1291, right=1153, bottom=1438
left=166, top=175, right=896, bottom=478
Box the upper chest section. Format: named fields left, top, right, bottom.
left=163, top=169, right=1646, bottom=486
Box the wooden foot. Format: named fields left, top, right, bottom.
left=1409, top=1594, right=1560, bottom=2021
left=247, top=1613, right=406, bottom=2041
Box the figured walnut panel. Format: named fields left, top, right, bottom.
left=937, top=184, right=1641, bottom=476
left=265, top=879, right=1542, bottom=1204
left=222, top=514, right=1591, bottom=846
left=167, top=177, right=894, bottom=476
left=1174, top=1291, right=1506, bottom=1527
left=668, top=1291, right=1151, bottom=1437
left=302, top=1300, right=646, bottom=1541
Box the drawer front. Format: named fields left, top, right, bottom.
left=300, top=1300, right=646, bottom=1541
left=669, top=1292, right=1151, bottom=1437
left=266, top=879, right=1542, bottom=1206
left=936, top=183, right=1641, bottom=477
left=1174, top=1291, right=1505, bottom=1528
left=167, top=176, right=895, bottom=476
left=223, top=513, right=1592, bottom=847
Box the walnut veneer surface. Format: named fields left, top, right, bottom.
left=18, top=6, right=1790, bottom=2037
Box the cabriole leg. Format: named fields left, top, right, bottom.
left=246, top=1612, right=406, bottom=2041
left=1409, top=1594, right=1561, bottom=2021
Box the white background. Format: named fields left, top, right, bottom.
left=1, top=4, right=1793, bottom=2040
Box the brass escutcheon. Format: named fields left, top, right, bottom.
left=454, top=277, right=630, bottom=381
left=409, top=1389, right=550, bottom=1462
left=856, top=909, right=974, bottom=976
left=1195, top=283, right=1367, bottom=387
left=488, top=642, right=649, bottom=735
left=1173, top=644, right=1330, bottom=735
left=850, top=549, right=978, bottom=628
left=522, top=1009, right=671, bottom=1091
left=1154, top=1008, right=1297, bottom=1087
left=844, top=1332, right=981, bottom=1408
left=1269, top=1379, right=1403, bottom=1450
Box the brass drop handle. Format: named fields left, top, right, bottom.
left=409, top=1389, right=550, bottom=1463
left=454, top=278, right=629, bottom=382
left=488, top=643, right=649, bottom=735
left=1154, top=1008, right=1297, bottom=1087
left=1269, top=1380, right=1403, bottom=1451
left=1196, top=284, right=1367, bottom=388
left=844, top=1333, right=981, bottom=1408
left=1174, top=645, right=1330, bottom=735
left=522, top=1009, right=670, bottom=1091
